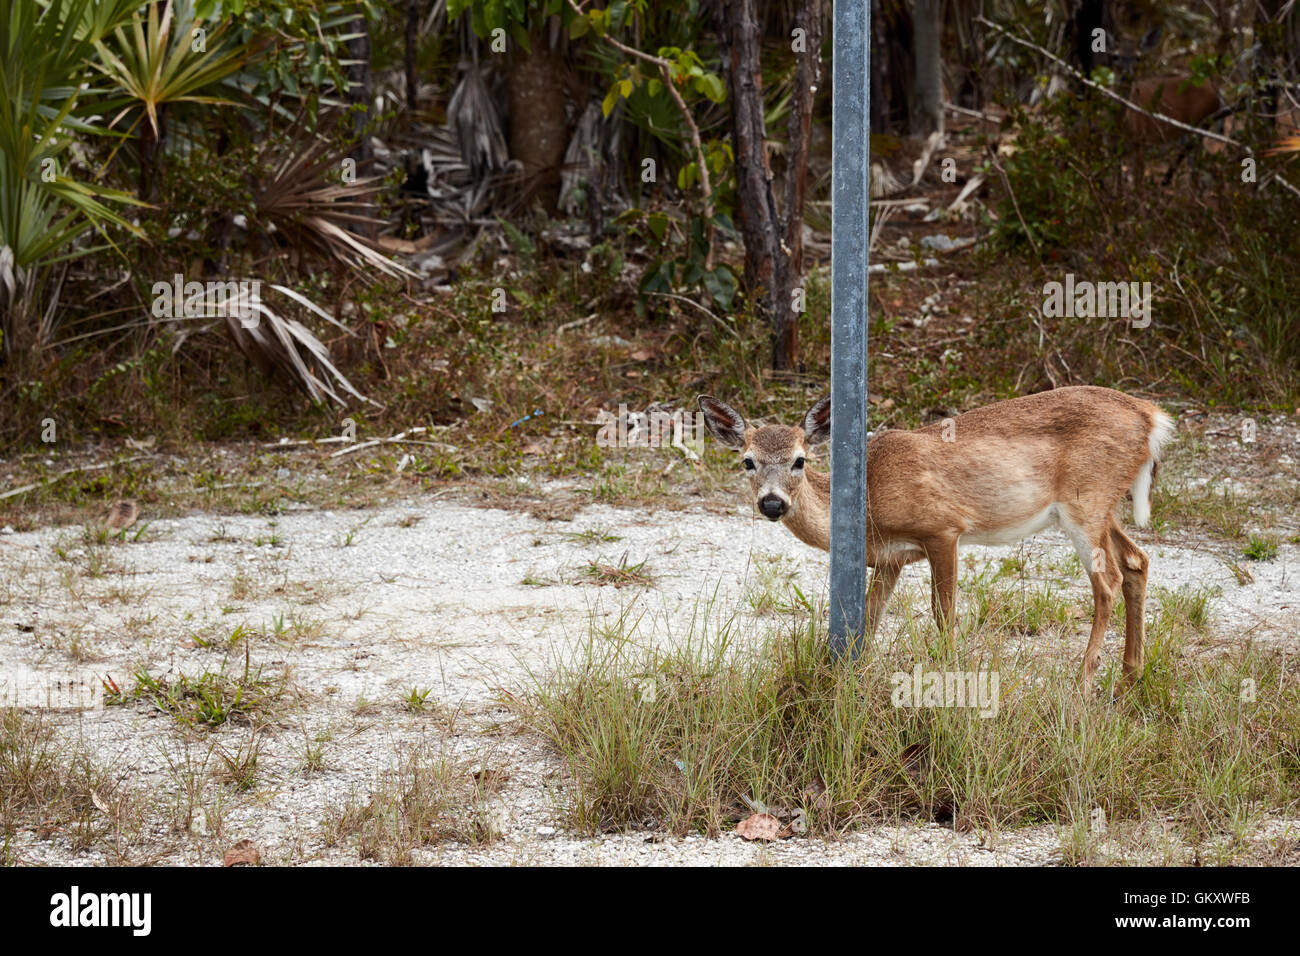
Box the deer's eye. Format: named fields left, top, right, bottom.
left=743, top=458, right=756, bottom=471
left=793, top=457, right=806, bottom=471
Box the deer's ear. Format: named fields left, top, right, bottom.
left=803, top=396, right=831, bottom=446
left=697, top=395, right=748, bottom=450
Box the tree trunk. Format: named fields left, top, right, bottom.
left=1071, top=0, right=1108, bottom=75
left=910, top=0, right=943, bottom=136
left=137, top=111, right=165, bottom=202
left=346, top=15, right=372, bottom=165
left=716, top=0, right=786, bottom=368
left=405, top=0, right=419, bottom=110
left=507, top=41, right=568, bottom=212
left=776, top=0, right=823, bottom=370
left=877, top=0, right=915, bottom=134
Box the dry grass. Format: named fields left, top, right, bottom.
left=518, top=580, right=1300, bottom=862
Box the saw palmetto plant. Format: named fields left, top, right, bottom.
left=91, top=0, right=254, bottom=199
left=251, top=130, right=414, bottom=281
left=0, top=0, right=144, bottom=358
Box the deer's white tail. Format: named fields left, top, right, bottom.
left=1130, top=409, right=1174, bottom=527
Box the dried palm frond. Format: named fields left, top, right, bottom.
left=1266, top=134, right=1300, bottom=156
left=230, top=283, right=374, bottom=407
left=162, top=280, right=373, bottom=406
left=447, top=61, right=509, bottom=179
left=252, top=133, right=415, bottom=280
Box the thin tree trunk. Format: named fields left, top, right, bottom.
left=911, top=0, right=943, bottom=136
left=405, top=0, right=419, bottom=110
left=716, top=0, right=786, bottom=368
left=346, top=15, right=372, bottom=165
left=138, top=106, right=167, bottom=202
left=775, top=0, right=823, bottom=370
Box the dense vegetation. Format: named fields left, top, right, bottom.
left=1, top=0, right=1297, bottom=463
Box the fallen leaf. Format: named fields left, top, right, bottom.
left=736, top=812, right=783, bottom=842
left=630, top=348, right=655, bottom=362
left=106, top=499, right=139, bottom=532
left=223, top=839, right=260, bottom=866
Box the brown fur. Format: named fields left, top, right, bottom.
left=698, top=386, right=1174, bottom=697
left=1124, top=75, right=1221, bottom=183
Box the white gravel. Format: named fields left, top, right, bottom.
left=2, top=486, right=1297, bottom=866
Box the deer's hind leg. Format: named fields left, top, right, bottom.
left=1063, top=511, right=1124, bottom=698
left=1109, top=517, right=1150, bottom=690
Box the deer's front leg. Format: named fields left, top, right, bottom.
left=866, top=561, right=905, bottom=636
left=923, top=536, right=960, bottom=634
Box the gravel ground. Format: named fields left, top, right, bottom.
left=2, top=477, right=1298, bottom=866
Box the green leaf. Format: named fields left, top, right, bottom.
left=602, top=84, right=619, bottom=118
left=699, top=74, right=726, bottom=103
left=703, top=267, right=737, bottom=309
left=647, top=211, right=669, bottom=241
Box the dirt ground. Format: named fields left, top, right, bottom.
left=2, top=413, right=1298, bottom=866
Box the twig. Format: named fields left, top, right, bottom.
left=984, top=144, right=1040, bottom=259
left=642, top=291, right=740, bottom=338
left=556, top=312, right=599, bottom=337
left=328, top=427, right=450, bottom=458
left=943, top=102, right=1000, bottom=123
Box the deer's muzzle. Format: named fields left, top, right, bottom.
left=758, top=494, right=788, bottom=521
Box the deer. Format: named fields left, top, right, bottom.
left=697, top=386, right=1175, bottom=697
left=1123, top=74, right=1223, bottom=185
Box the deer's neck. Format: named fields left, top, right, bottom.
left=784, top=467, right=831, bottom=551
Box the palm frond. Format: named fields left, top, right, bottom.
left=252, top=132, right=416, bottom=280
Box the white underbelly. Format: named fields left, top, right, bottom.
left=961, top=504, right=1058, bottom=547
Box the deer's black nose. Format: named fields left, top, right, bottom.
left=759, top=495, right=787, bottom=520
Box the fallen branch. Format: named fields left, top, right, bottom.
left=327, top=427, right=458, bottom=458
left=0, top=455, right=153, bottom=502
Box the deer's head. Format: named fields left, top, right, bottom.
left=697, top=395, right=830, bottom=521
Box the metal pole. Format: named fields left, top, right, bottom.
left=829, top=0, right=870, bottom=660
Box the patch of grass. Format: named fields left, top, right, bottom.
left=0, top=711, right=116, bottom=851
left=517, top=603, right=1300, bottom=859
left=122, top=654, right=290, bottom=728
left=1151, top=480, right=1247, bottom=540
left=403, top=686, right=435, bottom=713
left=322, top=744, right=501, bottom=863
left=1244, top=534, right=1279, bottom=562
left=745, top=556, right=812, bottom=617
left=561, top=527, right=623, bottom=545
left=582, top=552, right=654, bottom=588
left=1154, top=585, right=1216, bottom=633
